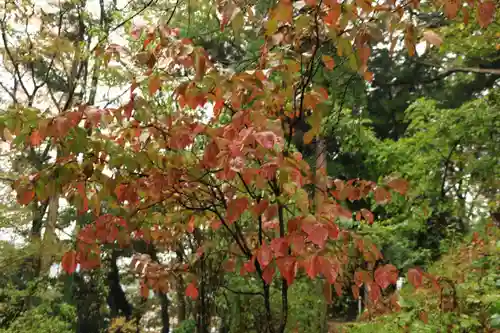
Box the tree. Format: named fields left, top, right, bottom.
left=0, top=0, right=496, bottom=332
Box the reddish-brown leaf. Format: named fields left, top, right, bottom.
left=302, top=223, right=328, bottom=248
left=257, top=242, right=273, bottom=268
left=444, top=0, right=461, bottom=19
left=186, top=282, right=199, bottom=299
left=352, top=285, right=360, bottom=299
left=270, top=238, right=288, bottom=258
left=477, top=1, right=495, bottom=28
left=374, top=186, right=391, bottom=204
left=419, top=310, right=429, bottom=324
left=369, top=282, right=381, bottom=302
left=252, top=200, right=269, bottom=217
left=408, top=268, right=423, bottom=289
left=304, top=255, right=319, bottom=279
left=318, top=257, right=339, bottom=284
left=387, top=178, right=409, bottom=195
left=262, top=264, right=275, bottom=285
left=360, top=208, right=374, bottom=224
left=226, top=197, right=249, bottom=224
left=375, top=264, right=398, bottom=289
left=276, top=256, right=296, bottom=285
left=61, top=250, right=78, bottom=274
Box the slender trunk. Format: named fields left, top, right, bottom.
left=314, top=135, right=327, bottom=212
left=158, top=292, right=170, bottom=333
left=40, top=192, right=59, bottom=274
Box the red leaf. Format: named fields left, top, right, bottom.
left=408, top=268, right=423, bottom=289
left=375, top=264, right=398, bottom=290
left=30, top=130, right=43, bottom=146
left=304, top=255, right=319, bottom=279
left=257, top=242, right=273, bottom=268
left=186, top=282, right=199, bottom=299
left=61, top=250, right=78, bottom=274
left=327, top=222, right=339, bottom=239
left=262, top=264, right=275, bottom=285
left=226, top=197, right=249, bottom=224
left=387, top=178, right=409, bottom=195
left=252, top=200, right=269, bottom=217
left=276, top=256, right=296, bottom=286
left=288, top=234, right=306, bottom=255
left=318, top=257, right=339, bottom=284
left=270, top=238, right=288, bottom=258
left=243, top=257, right=256, bottom=273
left=302, top=223, right=328, bottom=248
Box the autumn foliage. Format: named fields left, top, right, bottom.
left=1, top=0, right=496, bottom=331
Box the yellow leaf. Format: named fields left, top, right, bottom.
left=265, top=18, right=278, bottom=36
left=322, top=55, right=335, bottom=70
left=303, top=130, right=315, bottom=144
left=232, top=11, right=244, bottom=36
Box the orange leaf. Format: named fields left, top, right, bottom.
left=140, top=281, right=150, bottom=299
left=61, top=250, right=78, bottom=274
left=187, top=216, right=195, bottom=233
left=148, top=75, right=161, bottom=96
left=322, top=55, right=335, bottom=70
left=186, top=282, right=199, bottom=299
left=17, top=188, right=35, bottom=205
